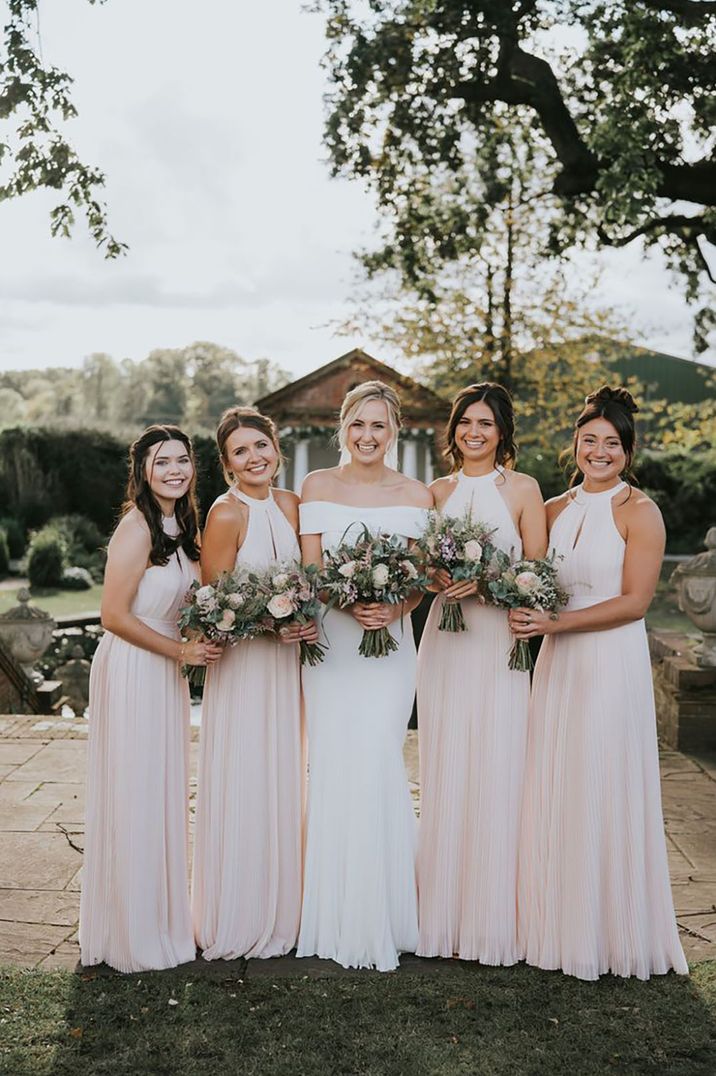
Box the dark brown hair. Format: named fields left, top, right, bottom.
left=444, top=382, right=517, bottom=473
left=216, top=406, right=282, bottom=484
left=122, top=425, right=200, bottom=565
left=568, top=384, right=639, bottom=486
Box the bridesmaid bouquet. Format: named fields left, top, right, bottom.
left=178, top=569, right=268, bottom=685
left=255, top=561, right=326, bottom=666
left=416, top=508, right=497, bottom=632
left=320, top=526, right=427, bottom=658
left=487, top=554, right=569, bottom=672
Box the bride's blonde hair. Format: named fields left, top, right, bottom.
left=337, top=380, right=402, bottom=457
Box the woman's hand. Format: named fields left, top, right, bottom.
left=277, top=620, right=320, bottom=645
left=508, top=607, right=558, bottom=639
left=429, top=568, right=452, bottom=593
left=443, top=579, right=480, bottom=601
left=181, top=638, right=223, bottom=666
left=350, top=602, right=402, bottom=630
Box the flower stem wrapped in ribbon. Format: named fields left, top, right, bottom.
left=320, top=525, right=428, bottom=658
left=416, top=507, right=498, bottom=632
left=255, top=560, right=326, bottom=666
left=487, top=553, right=569, bottom=672
left=177, top=568, right=270, bottom=686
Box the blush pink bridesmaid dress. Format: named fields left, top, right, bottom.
left=80, top=513, right=197, bottom=972
left=192, top=487, right=303, bottom=960
left=518, top=482, right=688, bottom=979
left=416, top=468, right=529, bottom=964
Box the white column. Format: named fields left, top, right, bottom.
left=401, top=437, right=418, bottom=479
left=275, top=465, right=287, bottom=489
left=424, top=443, right=434, bottom=484
left=293, top=438, right=310, bottom=493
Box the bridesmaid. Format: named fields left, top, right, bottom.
left=192, top=406, right=316, bottom=961
left=513, top=385, right=688, bottom=980
left=416, top=383, right=547, bottom=964
left=80, top=425, right=221, bottom=973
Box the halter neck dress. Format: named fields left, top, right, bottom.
left=297, top=500, right=429, bottom=971
left=518, top=482, right=687, bottom=979
left=416, top=468, right=530, bottom=964
left=192, top=486, right=303, bottom=960
left=80, top=512, right=197, bottom=972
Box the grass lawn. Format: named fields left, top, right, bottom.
left=2, top=961, right=715, bottom=1076
left=0, top=584, right=102, bottom=619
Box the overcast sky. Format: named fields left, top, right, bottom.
left=0, top=0, right=712, bottom=379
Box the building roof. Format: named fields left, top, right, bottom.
left=255, top=348, right=451, bottom=428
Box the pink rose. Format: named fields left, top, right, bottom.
left=268, top=592, right=295, bottom=618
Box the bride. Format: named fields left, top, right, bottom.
left=297, top=380, right=432, bottom=970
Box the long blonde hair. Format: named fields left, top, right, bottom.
left=337, top=380, right=402, bottom=461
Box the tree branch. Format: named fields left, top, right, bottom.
left=637, top=0, right=716, bottom=22
left=598, top=213, right=716, bottom=282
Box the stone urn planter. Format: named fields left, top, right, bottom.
left=671, top=528, right=716, bottom=668
left=0, top=588, right=56, bottom=684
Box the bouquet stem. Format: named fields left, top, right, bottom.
left=299, top=640, right=327, bottom=666
left=182, top=664, right=207, bottom=688
left=438, top=599, right=467, bottom=633
left=508, top=638, right=533, bottom=673
left=358, top=626, right=399, bottom=659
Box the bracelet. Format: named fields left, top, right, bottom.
left=179, top=642, right=187, bottom=664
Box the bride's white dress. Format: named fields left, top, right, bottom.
left=297, top=501, right=428, bottom=971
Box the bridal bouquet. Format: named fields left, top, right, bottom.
left=487, top=553, right=569, bottom=672
left=320, top=526, right=427, bottom=658
left=255, top=561, right=326, bottom=666
left=178, top=569, right=268, bottom=684
left=416, top=508, right=497, bottom=632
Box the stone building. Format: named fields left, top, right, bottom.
left=255, top=348, right=451, bottom=492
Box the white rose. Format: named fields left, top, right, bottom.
left=401, top=559, right=418, bottom=579
left=227, top=592, right=244, bottom=608
left=216, top=609, right=236, bottom=631
left=372, top=563, right=390, bottom=588
left=196, top=585, right=215, bottom=608
left=463, top=540, right=483, bottom=562
left=272, top=572, right=289, bottom=588
left=514, top=570, right=541, bottom=595
left=268, top=592, right=295, bottom=618
left=338, top=561, right=357, bottom=578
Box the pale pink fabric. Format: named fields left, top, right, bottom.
left=80, top=514, right=197, bottom=973
left=416, top=468, right=528, bottom=963
left=518, top=482, right=688, bottom=979
left=192, top=487, right=303, bottom=960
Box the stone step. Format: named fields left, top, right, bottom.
left=35, top=681, right=64, bottom=714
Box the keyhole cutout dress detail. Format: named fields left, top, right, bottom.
left=416, top=468, right=530, bottom=964
left=192, top=487, right=304, bottom=960
left=518, top=483, right=687, bottom=979
left=80, top=512, right=198, bottom=972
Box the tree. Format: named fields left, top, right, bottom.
left=1, top=0, right=125, bottom=255
left=319, top=1, right=715, bottom=345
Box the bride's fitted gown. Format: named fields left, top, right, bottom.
left=80, top=515, right=197, bottom=973
left=192, top=487, right=303, bottom=960
left=518, top=482, right=688, bottom=979
left=297, top=501, right=428, bottom=971
left=416, top=468, right=528, bottom=963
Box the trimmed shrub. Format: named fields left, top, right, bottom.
left=0, top=517, right=26, bottom=559
left=0, top=529, right=9, bottom=578
left=27, top=529, right=66, bottom=587
left=61, top=566, right=94, bottom=590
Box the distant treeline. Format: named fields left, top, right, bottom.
left=0, top=342, right=289, bottom=433
left=0, top=426, right=713, bottom=554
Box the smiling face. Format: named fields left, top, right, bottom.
left=224, top=424, right=279, bottom=492
left=145, top=439, right=194, bottom=512
left=345, top=399, right=393, bottom=464
left=575, top=417, right=627, bottom=487
left=454, top=400, right=501, bottom=470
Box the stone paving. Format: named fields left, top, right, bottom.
left=0, top=713, right=714, bottom=973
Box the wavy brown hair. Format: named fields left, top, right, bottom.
left=444, top=383, right=517, bottom=473
left=122, top=425, right=200, bottom=565
left=216, top=406, right=282, bottom=484
left=567, top=385, right=639, bottom=488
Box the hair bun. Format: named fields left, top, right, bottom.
left=585, top=385, right=639, bottom=415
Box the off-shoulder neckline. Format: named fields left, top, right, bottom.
left=300, top=501, right=427, bottom=511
